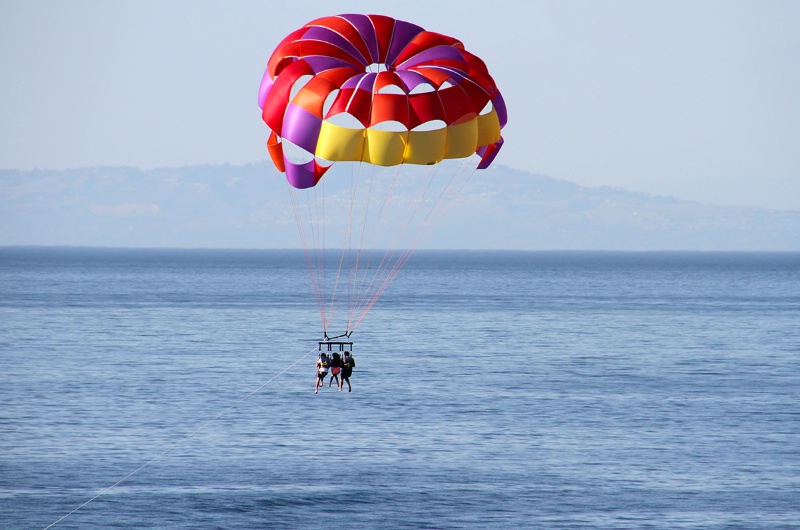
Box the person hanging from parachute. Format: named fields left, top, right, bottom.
left=315, top=352, right=331, bottom=394
left=328, top=352, right=343, bottom=389
left=259, top=14, right=506, bottom=355
left=340, top=351, right=355, bottom=392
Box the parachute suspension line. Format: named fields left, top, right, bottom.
left=383, top=160, right=445, bottom=254
left=325, top=160, right=365, bottom=335
left=390, top=156, right=478, bottom=275
left=347, top=163, right=406, bottom=330
left=288, top=183, right=325, bottom=329
left=358, top=163, right=403, bottom=252
left=404, top=155, right=477, bottom=251
left=405, top=161, right=442, bottom=226
left=335, top=161, right=372, bottom=332
left=344, top=161, right=375, bottom=332
left=349, top=163, right=440, bottom=329
left=385, top=157, right=479, bottom=284
left=350, top=158, right=480, bottom=331
left=302, top=178, right=331, bottom=333
left=382, top=166, right=439, bottom=273
left=352, top=159, right=448, bottom=325
left=347, top=163, right=399, bottom=325
left=43, top=346, right=319, bottom=530
left=344, top=162, right=375, bottom=326
left=310, top=183, right=329, bottom=331
left=348, top=162, right=425, bottom=323
left=317, top=178, right=328, bottom=331
left=343, top=161, right=437, bottom=332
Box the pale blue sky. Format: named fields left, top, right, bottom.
left=2, top=0, right=799, bottom=210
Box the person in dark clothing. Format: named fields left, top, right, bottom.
left=340, top=351, right=355, bottom=392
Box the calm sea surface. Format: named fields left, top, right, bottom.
left=1, top=248, right=798, bottom=529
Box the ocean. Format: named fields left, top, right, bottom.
left=1, top=248, right=798, bottom=529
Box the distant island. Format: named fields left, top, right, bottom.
left=1, top=163, right=798, bottom=250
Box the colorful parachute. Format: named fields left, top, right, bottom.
left=258, top=14, right=506, bottom=189
left=259, top=14, right=506, bottom=337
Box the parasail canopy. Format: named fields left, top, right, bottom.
left=258, top=13, right=506, bottom=189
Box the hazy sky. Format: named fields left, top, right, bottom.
left=2, top=0, right=799, bottom=210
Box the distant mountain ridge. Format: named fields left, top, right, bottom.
left=1, top=163, right=798, bottom=250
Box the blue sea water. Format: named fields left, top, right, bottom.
left=1, top=248, right=798, bottom=529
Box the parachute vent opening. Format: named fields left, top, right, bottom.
left=281, top=139, right=315, bottom=164
left=326, top=112, right=364, bottom=129
left=366, top=63, right=390, bottom=73
left=370, top=120, right=408, bottom=132
left=409, top=83, right=435, bottom=94
left=315, top=156, right=334, bottom=168
left=412, top=120, right=446, bottom=132
left=289, top=74, right=313, bottom=101
left=322, top=90, right=339, bottom=117
left=480, top=101, right=494, bottom=115
left=376, top=84, right=406, bottom=95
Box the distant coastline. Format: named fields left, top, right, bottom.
left=2, top=163, right=799, bottom=251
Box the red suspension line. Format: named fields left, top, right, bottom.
left=350, top=160, right=447, bottom=323
left=347, top=164, right=407, bottom=328
left=287, top=183, right=325, bottom=330
left=351, top=159, right=478, bottom=331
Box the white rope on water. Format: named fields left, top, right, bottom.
left=43, top=346, right=318, bottom=530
